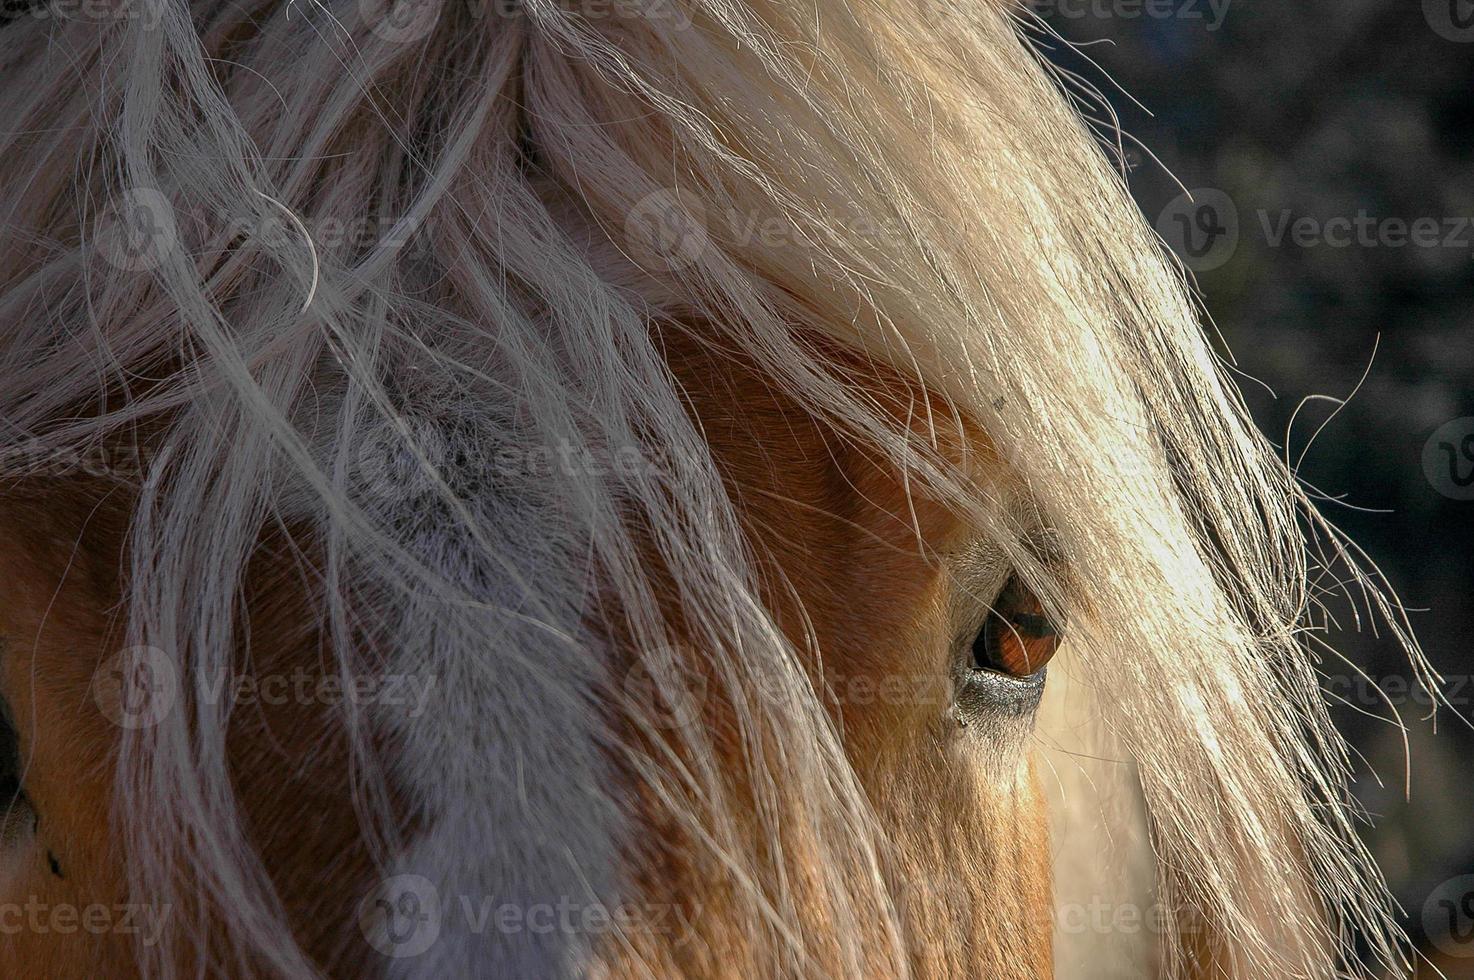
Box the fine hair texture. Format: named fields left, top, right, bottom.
left=0, top=0, right=1432, bottom=977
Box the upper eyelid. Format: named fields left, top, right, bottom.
left=947, top=527, right=1073, bottom=612
left=1016, top=530, right=1088, bottom=616
left=946, top=541, right=1009, bottom=592
left=1019, top=527, right=1064, bottom=567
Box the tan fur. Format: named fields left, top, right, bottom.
left=0, top=0, right=1427, bottom=971
left=0, top=483, right=391, bottom=976
left=597, top=333, right=1051, bottom=978
left=0, top=336, right=1052, bottom=977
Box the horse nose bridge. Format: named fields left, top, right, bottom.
left=367, top=590, right=628, bottom=977
left=351, top=436, right=629, bottom=977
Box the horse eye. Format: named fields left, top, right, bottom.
left=971, top=575, right=1063, bottom=678
left=0, top=702, right=33, bottom=851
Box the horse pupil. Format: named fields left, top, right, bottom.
left=1008, top=612, right=1057, bottom=639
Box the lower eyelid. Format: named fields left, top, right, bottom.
left=955, top=661, right=1048, bottom=722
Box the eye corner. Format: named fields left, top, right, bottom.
left=0, top=704, right=36, bottom=859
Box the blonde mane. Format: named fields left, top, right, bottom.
left=0, top=0, right=1430, bottom=976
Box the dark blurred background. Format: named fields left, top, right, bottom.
left=1033, top=0, right=1474, bottom=970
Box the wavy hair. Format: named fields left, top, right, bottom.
left=0, top=0, right=1430, bottom=975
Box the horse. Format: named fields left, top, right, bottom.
left=0, top=0, right=1432, bottom=976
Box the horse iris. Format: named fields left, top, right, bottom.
left=972, top=576, right=1061, bottom=678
